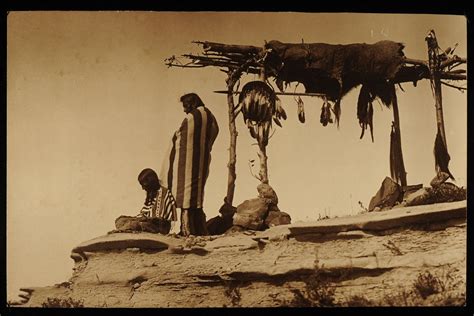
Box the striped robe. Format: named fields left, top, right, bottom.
left=160, top=106, right=219, bottom=210
left=140, top=188, right=177, bottom=221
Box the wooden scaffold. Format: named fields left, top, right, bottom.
left=165, top=30, right=466, bottom=206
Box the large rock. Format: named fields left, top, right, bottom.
left=17, top=201, right=466, bottom=308
left=368, top=177, right=402, bottom=211
left=265, top=211, right=291, bottom=227
left=257, top=183, right=278, bottom=205
left=233, top=198, right=269, bottom=230
left=114, top=215, right=171, bottom=235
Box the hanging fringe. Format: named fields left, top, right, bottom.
left=371, top=82, right=394, bottom=107
left=333, top=99, right=341, bottom=127
left=357, top=84, right=374, bottom=142
left=358, top=83, right=396, bottom=142
left=389, top=122, right=404, bottom=184
left=434, top=128, right=455, bottom=180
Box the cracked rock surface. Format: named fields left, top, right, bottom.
left=16, top=201, right=466, bottom=307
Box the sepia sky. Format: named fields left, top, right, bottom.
left=7, top=12, right=467, bottom=299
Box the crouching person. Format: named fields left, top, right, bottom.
left=113, top=168, right=176, bottom=235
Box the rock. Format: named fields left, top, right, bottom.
left=233, top=199, right=268, bottom=231
left=17, top=201, right=467, bottom=308
left=233, top=198, right=269, bottom=230
left=368, top=177, right=402, bottom=211
left=225, top=225, right=245, bottom=234
left=265, top=211, right=291, bottom=227
left=235, top=198, right=269, bottom=218
left=404, top=188, right=430, bottom=206
left=233, top=213, right=265, bottom=230
left=71, top=232, right=182, bottom=254
left=206, top=201, right=237, bottom=235
left=268, top=204, right=280, bottom=212
left=430, top=171, right=450, bottom=188
left=257, top=183, right=278, bottom=205
left=115, top=216, right=171, bottom=235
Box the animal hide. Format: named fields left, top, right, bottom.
left=434, top=128, right=454, bottom=180
left=265, top=40, right=405, bottom=100
left=265, top=40, right=404, bottom=129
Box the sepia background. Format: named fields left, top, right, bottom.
left=7, top=12, right=466, bottom=300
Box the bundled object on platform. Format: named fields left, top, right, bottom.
left=368, top=177, right=402, bottom=211
left=430, top=171, right=450, bottom=188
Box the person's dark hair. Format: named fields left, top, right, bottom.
left=138, top=168, right=160, bottom=206
left=180, top=93, right=205, bottom=108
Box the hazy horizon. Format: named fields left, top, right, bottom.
left=7, top=12, right=467, bottom=301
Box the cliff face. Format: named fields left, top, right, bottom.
left=16, top=201, right=466, bottom=307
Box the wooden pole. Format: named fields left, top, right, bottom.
left=257, top=145, right=269, bottom=184
left=426, top=30, right=450, bottom=176
left=257, top=68, right=270, bottom=184
left=225, top=75, right=239, bottom=205
left=434, top=76, right=447, bottom=148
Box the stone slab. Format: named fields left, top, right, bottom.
left=71, top=232, right=183, bottom=255
left=258, top=200, right=466, bottom=239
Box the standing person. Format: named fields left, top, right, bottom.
left=160, top=93, right=219, bottom=236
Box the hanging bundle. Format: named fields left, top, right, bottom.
left=273, top=97, right=287, bottom=127
left=320, top=99, right=333, bottom=126
left=296, top=96, right=305, bottom=123
left=238, top=81, right=276, bottom=123
left=237, top=81, right=286, bottom=147
left=389, top=122, right=404, bottom=184
left=434, top=128, right=454, bottom=180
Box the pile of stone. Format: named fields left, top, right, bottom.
left=231, top=183, right=291, bottom=231
left=368, top=172, right=466, bottom=212
left=207, top=184, right=291, bottom=234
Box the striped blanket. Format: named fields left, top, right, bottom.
left=154, top=187, right=178, bottom=221
left=160, top=106, right=219, bottom=210
left=139, top=187, right=177, bottom=221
